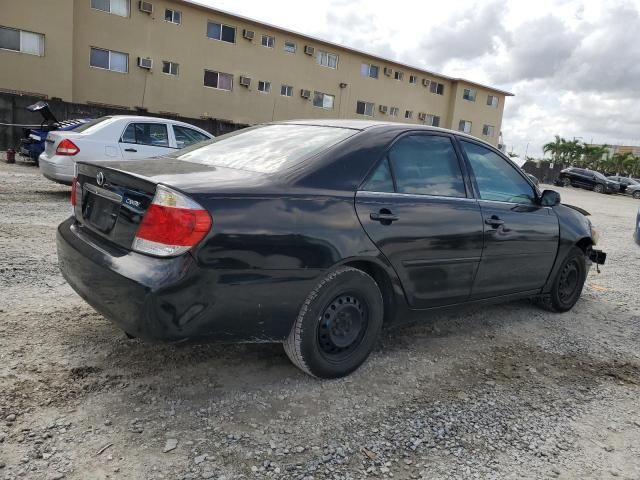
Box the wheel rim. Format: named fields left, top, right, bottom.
left=595, top=184, right=604, bottom=193
left=558, top=260, right=580, bottom=304
left=563, top=178, right=571, bottom=186
left=318, top=294, right=368, bottom=360
left=634, top=191, right=640, bottom=199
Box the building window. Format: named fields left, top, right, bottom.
left=356, top=101, right=374, bottom=117
left=394, top=71, right=404, bottom=81
left=312, top=92, right=335, bottom=109
left=90, top=0, right=129, bottom=17
left=0, top=26, right=44, bottom=56
left=281, top=84, right=293, bottom=97
left=409, top=75, right=417, bottom=84
left=463, top=88, right=477, bottom=101
left=258, top=80, right=271, bottom=94
left=162, top=61, right=179, bottom=76
left=204, top=70, right=233, bottom=90
left=482, top=124, right=495, bottom=136
left=389, top=107, right=399, bottom=117
left=90, top=47, right=128, bottom=73
left=424, top=114, right=440, bottom=127
left=405, top=110, right=413, bottom=119
left=165, top=9, right=181, bottom=24
left=458, top=120, right=472, bottom=134
left=207, top=21, right=236, bottom=43
left=361, top=63, right=379, bottom=79
left=487, top=95, right=499, bottom=107
left=317, top=50, right=338, bottom=69
left=284, top=41, right=296, bottom=53
left=261, top=34, right=274, bottom=48
left=430, top=82, right=445, bottom=95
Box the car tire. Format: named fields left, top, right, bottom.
left=562, top=177, right=571, bottom=187
left=283, top=267, right=384, bottom=379
left=538, top=246, right=587, bottom=313
left=633, top=191, right=640, bottom=200
left=594, top=184, right=605, bottom=194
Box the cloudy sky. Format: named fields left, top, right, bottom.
left=196, top=0, right=640, bottom=157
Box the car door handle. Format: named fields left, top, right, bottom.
left=370, top=209, right=398, bottom=224
left=124, top=148, right=137, bottom=152
left=484, top=216, right=505, bottom=227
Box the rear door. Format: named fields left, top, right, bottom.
left=119, top=122, right=173, bottom=159
left=458, top=139, right=559, bottom=299
left=355, top=133, right=484, bottom=308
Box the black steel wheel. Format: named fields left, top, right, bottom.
left=283, top=267, right=383, bottom=378
left=539, top=246, right=587, bottom=312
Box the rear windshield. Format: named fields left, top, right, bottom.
left=176, top=124, right=358, bottom=173
left=72, top=116, right=112, bottom=133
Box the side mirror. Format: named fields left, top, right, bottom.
left=540, top=189, right=561, bottom=206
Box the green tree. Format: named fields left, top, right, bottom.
left=610, top=152, right=635, bottom=175
left=543, top=135, right=564, bottom=163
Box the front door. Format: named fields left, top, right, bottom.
left=458, top=140, right=559, bottom=299
left=119, top=122, right=173, bottom=160
left=355, top=133, right=484, bottom=308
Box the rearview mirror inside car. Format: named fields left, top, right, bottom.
left=540, top=189, right=561, bottom=206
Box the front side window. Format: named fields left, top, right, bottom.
left=177, top=124, right=358, bottom=174
left=363, top=158, right=394, bottom=192
left=482, top=124, right=495, bottom=137
left=90, top=47, right=128, bottom=72
left=261, top=34, right=274, bottom=48
left=258, top=80, right=271, bottom=94
left=173, top=125, right=209, bottom=148
left=203, top=70, right=233, bottom=90
left=284, top=41, right=296, bottom=53
left=121, top=123, right=169, bottom=147
left=462, top=141, right=535, bottom=204
left=317, top=50, right=338, bottom=69
left=430, top=82, right=445, bottom=95
left=162, top=61, right=179, bottom=75
left=487, top=95, right=499, bottom=107
left=463, top=88, right=477, bottom=101
left=356, top=101, right=374, bottom=116
left=0, top=26, right=44, bottom=56
left=458, top=120, right=472, bottom=134
left=165, top=9, right=181, bottom=24
left=313, top=92, right=334, bottom=109
left=281, top=84, right=293, bottom=97
left=360, top=63, right=379, bottom=78
left=91, top=0, right=129, bottom=16
left=207, top=21, right=236, bottom=43
left=389, top=135, right=466, bottom=197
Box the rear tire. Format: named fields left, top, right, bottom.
left=562, top=177, right=571, bottom=187
left=594, top=184, right=605, bottom=194
left=633, top=191, right=640, bottom=200
left=538, top=246, right=587, bottom=313
left=283, top=267, right=383, bottom=379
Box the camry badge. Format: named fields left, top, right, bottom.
left=96, top=171, right=105, bottom=186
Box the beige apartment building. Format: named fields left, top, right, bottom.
left=0, top=0, right=512, bottom=144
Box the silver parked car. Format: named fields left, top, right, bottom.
left=607, top=176, right=640, bottom=199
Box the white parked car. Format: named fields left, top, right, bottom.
left=39, top=115, right=214, bottom=184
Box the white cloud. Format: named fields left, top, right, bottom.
left=193, top=0, right=640, bottom=157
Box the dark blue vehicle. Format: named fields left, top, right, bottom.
left=19, top=101, right=90, bottom=165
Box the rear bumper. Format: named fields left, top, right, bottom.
left=39, top=153, right=74, bottom=185
left=57, top=218, right=316, bottom=343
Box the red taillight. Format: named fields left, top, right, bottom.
left=56, top=139, right=80, bottom=156
left=71, top=176, right=77, bottom=207
left=132, top=185, right=212, bottom=257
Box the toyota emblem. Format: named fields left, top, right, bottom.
left=96, top=171, right=105, bottom=186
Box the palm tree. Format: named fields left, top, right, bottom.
left=543, top=135, right=564, bottom=163
left=610, top=152, right=635, bottom=175
left=622, top=154, right=640, bottom=177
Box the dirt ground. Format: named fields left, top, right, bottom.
left=0, top=159, right=639, bottom=480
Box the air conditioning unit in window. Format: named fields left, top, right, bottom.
left=137, top=57, right=153, bottom=69
left=384, top=67, right=393, bottom=76
left=418, top=112, right=427, bottom=121
left=239, top=76, right=251, bottom=87
left=300, top=89, right=311, bottom=99
left=138, top=1, right=153, bottom=14
left=242, top=29, right=255, bottom=40
left=304, top=45, right=315, bottom=56
left=379, top=105, right=388, bottom=114
left=422, top=78, right=430, bottom=87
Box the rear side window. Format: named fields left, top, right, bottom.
left=388, top=135, right=466, bottom=197
left=173, top=125, right=210, bottom=148
left=177, top=124, right=357, bottom=173
left=121, top=123, right=169, bottom=147
left=72, top=116, right=112, bottom=133
left=461, top=141, right=534, bottom=204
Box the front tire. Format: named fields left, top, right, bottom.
left=562, top=177, right=571, bottom=187
left=594, top=184, right=605, bottom=194
left=539, top=247, right=587, bottom=312
left=633, top=191, right=640, bottom=200
left=283, top=267, right=383, bottom=379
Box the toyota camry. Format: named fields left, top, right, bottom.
left=57, top=120, right=606, bottom=378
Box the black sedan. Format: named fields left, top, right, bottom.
left=57, top=121, right=606, bottom=378
left=559, top=167, right=620, bottom=193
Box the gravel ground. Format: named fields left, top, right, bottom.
left=0, top=159, right=639, bottom=480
